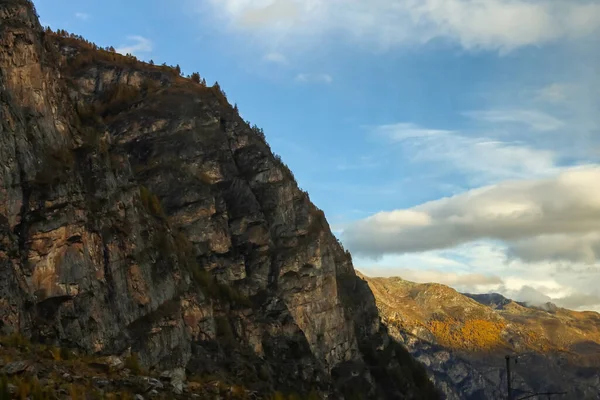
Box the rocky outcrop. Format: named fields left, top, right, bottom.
left=0, top=1, right=439, bottom=398
left=0, top=335, right=262, bottom=399
left=361, top=274, right=600, bottom=400
left=463, top=293, right=511, bottom=310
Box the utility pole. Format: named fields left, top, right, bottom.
left=506, top=355, right=512, bottom=400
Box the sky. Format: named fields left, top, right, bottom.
left=36, top=0, right=600, bottom=311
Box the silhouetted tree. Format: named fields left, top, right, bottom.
left=191, top=72, right=200, bottom=84
left=214, top=81, right=226, bottom=98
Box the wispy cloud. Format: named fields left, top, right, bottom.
left=263, top=52, right=288, bottom=65
left=295, top=73, right=332, bottom=84
left=464, top=109, right=564, bottom=132
left=115, top=36, right=153, bottom=56
left=376, top=122, right=556, bottom=182
left=199, top=0, right=600, bottom=53
left=469, top=78, right=599, bottom=162
left=75, top=12, right=89, bottom=21
left=238, top=0, right=300, bottom=28
left=534, top=83, right=574, bottom=104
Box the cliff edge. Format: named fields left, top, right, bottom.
left=0, top=1, right=438, bottom=398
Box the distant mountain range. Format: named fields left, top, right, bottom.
left=359, top=273, right=600, bottom=400
left=464, top=292, right=559, bottom=314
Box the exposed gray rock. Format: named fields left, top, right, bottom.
left=92, top=378, right=110, bottom=388
left=147, top=377, right=164, bottom=390
left=161, top=368, right=185, bottom=395
left=1, top=360, right=33, bottom=376
left=0, top=1, right=439, bottom=398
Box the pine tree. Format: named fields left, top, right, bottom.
left=213, top=82, right=226, bottom=98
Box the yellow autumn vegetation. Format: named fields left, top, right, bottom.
left=428, top=318, right=505, bottom=350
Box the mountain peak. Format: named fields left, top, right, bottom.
left=463, top=292, right=512, bottom=310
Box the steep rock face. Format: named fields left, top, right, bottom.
left=0, top=1, right=438, bottom=398
left=463, top=293, right=511, bottom=310
left=362, top=274, right=600, bottom=400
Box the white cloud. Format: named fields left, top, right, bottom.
left=115, top=36, right=153, bottom=56
left=509, top=233, right=600, bottom=264
left=356, top=242, right=600, bottom=311
left=376, top=122, right=556, bottom=182
left=534, top=83, right=573, bottom=104
left=497, top=279, right=600, bottom=312
left=75, top=12, right=89, bottom=21
left=238, top=0, right=300, bottom=28
left=510, top=285, right=552, bottom=305
left=295, top=73, right=332, bottom=84
left=378, top=123, right=451, bottom=140
left=464, top=110, right=564, bottom=132
left=343, top=165, right=600, bottom=263
left=555, top=293, right=600, bottom=311
left=263, top=52, right=288, bottom=65
left=199, top=0, right=600, bottom=53
left=360, top=267, right=503, bottom=287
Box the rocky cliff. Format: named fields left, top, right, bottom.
left=0, top=0, right=439, bottom=398
left=361, top=274, right=600, bottom=400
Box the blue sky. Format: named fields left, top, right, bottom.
left=36, top=0, right=600, bottom=310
